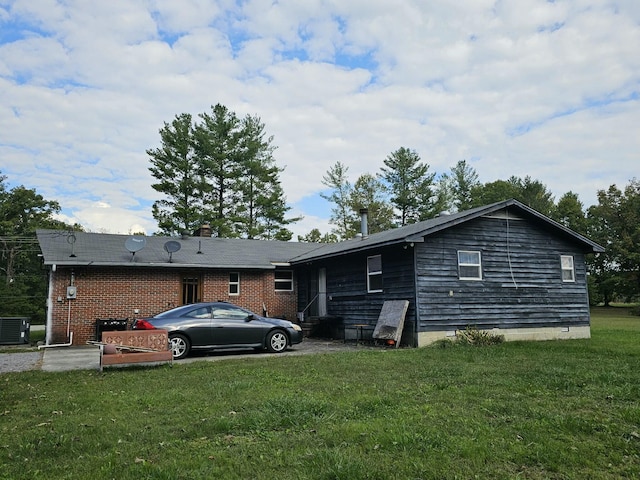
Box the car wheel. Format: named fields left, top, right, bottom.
left=266, top=330, right=288, bottom=353
left=169, top=334, right=190, bottom=360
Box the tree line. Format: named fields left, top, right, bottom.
left=0, top=104, right=638, bottom=321
left=308, top=148, right=639, bottom=307
left=0, top=174, right=80, bottom=322
left=312, top=151, right=572, bottom=241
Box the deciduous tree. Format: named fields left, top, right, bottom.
left=349, top=174, right=394, bottom=235
left=320, top=161, right=355, bottom=240
left=0, top=173, right=77, bottom=322
left=587, top=180, right=640, bottom=303
left=554, top=191, right=587, bottom=234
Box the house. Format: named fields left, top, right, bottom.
left=36, top=228, right=318, bottom=346
left=36, top=199, right=604, bottom=348
left=290, top=199, right=604, bottom=346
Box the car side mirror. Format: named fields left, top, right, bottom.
left=246, top=314, right=256, bottom=322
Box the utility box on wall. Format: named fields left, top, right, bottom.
left=0, top=317, right=30, bottom=345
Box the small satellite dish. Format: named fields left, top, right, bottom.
left=164, top=240, right=181, bottom=262
left=125, top=237, right=146, bottom=253
left=164, top=240, right=181, bottom=253
left=67, top=232, right=77, bottom=257
left=125, top=237, right=147, bottom=261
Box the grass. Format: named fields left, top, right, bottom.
left=1, top=308, right=639, bottom=479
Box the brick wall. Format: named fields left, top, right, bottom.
left=48, top=266, right=298, bottom=345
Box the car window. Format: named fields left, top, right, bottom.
left=183, top=306, right=212, bottom=319
left=212, top=305, right=251, bottom=319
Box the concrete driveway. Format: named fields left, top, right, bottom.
left=1, top=338, right=372, bottom=374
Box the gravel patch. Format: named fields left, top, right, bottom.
left=0, top=351, right=43, bottom=374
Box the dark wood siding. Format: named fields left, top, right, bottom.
left=416, top=214, right=591, bottom=332
left=302, top=244, right=417, bottom=344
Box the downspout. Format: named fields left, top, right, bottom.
left=45, top=265, right=54, bottom=345
left=39, top=265, right=74, bottom=349
left=412, top=243, right=420, bottom=347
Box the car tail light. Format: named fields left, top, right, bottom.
left=133, top=319, right=156, bottom=330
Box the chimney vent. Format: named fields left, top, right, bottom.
left=359, top=208, right=369, bottom=238
left=194, top=224, right=212, bottom=237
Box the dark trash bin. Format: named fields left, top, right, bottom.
left=95, top=318, right=128, bottom=341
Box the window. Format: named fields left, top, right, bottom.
left=561, top=255, right=575, bottom=282
left=212, top=304, right=251, bottom=319
left=275, top=270, right=293, bottom=291
left=184, top=306, right=212, bottom=319
left=229, top=272, right=240, bottom=295
left=458, top=251, right=482, bottom=280
left=367, top=255, right=383, bottom=292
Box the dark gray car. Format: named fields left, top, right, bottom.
left=133, top=302, right=304, bottom=360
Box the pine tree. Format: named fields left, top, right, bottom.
left=194, top=104, right=243, bottom=238
left=379, top=147, right=436, bottom=225
left=148, top=113, right=203, bottom=235
left=234, top=115, right=299, bottom=240
left=148, top=104, right=298, bottom=239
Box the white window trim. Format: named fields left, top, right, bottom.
left=458, top=250, right=482, bottom=280
left=274, top=270, right=294, bottom=292
left=229, top=272, right=240, bottom=295
left=367, top=254, right=383, bottom=293
left=561, top=255, right=575, bottom=282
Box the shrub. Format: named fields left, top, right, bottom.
left=456, top=325, right=505, bottom=346
left=431, top=338, right=456, bottom=349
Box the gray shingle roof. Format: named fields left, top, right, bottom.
left=36, top=230, right=320, bottom=269
left=288, top=199, right=604, bottom=264
left=36, top=200, right=603, bottom=269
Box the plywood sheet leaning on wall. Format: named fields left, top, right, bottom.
left=373, top=300, right=409, bottom=348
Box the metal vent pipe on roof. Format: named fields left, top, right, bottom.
left=359, top=208, right=368, bottom=238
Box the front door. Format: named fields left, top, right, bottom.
left=182, top=276, right=201, bottom=304
left=318, top=268, right=327, bottom=317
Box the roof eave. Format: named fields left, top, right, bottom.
left=43, top=261, right=277, bottom=270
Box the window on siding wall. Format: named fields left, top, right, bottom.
left=561, top=255, right=575, bottom=282
left=229, top=272, right=240, bottom=295
left=367, top=254, right=383, bottom=292
left=458, top=251, right=482, bottom=280
left=274, top=270, right=293, bottom=291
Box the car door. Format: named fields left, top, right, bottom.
left=178, top=305, right=214, bottom=347
left=210, top=304, right=266, bottom=346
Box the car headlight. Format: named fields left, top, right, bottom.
left=292, top=324, right=302, bottom=332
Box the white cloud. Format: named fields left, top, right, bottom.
left=0, top=0, right=638, bottom=238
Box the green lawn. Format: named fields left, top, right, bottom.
left=1, top=308, right=639, bottom=479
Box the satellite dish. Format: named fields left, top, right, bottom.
left=125, top=237, right=147, bottom=254
left=164, top=240, right=181, bottom=262
left=67, top=232, right=77, bottom=257
left=164, top=240, right=181, bottom=253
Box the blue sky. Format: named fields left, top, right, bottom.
left=1, top=0, right=638, bottom=238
